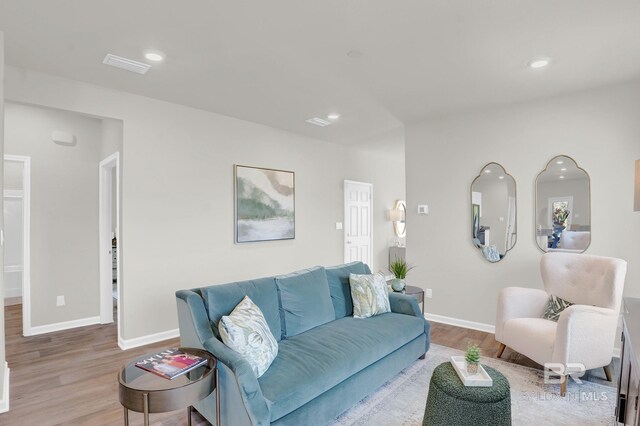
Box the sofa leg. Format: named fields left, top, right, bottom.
left=560, top=376, right=567, bottom=397
left=419, top=353, right=426, bottom=360
left=603, top=365, right=613, bottom=382
left=496, top=343, right=506, bottom=358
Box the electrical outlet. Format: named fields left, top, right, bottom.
left=425, top=288, right=433, bottom=298
left=56, top=295, right=65, bottom=306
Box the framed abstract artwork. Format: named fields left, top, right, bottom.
left=234, top=165, right=295, bottom=243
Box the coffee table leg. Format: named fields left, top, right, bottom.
left=187, top=406, right=192, bottom=426
left=123, top=407, right=129, bottom=426
left=143, top=392, right=150, bottom=426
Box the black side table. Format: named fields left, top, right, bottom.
left=118, top=347, right=219, bottom=426
left=403, top=285, right=425, bottom=315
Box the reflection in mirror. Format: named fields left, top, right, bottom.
left=391, top=200, right=407, bottom=238
left=535, top=155, right=590, bottom=253
left=471, top=163, right=517, bottom=263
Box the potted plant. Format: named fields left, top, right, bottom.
left=465, top=343, right=481, bottom=375
left=388, top=258, right=414, bottom=292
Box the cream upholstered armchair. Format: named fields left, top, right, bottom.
left=495, top=252, right=627, bottom=395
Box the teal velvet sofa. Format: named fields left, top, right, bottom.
left=176, top=261, right=430, bottom=425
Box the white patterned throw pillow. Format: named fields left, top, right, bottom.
left=218, top=296, right=278, bottom=377
left=349, top=273, right=391, bottom=319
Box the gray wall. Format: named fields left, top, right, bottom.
left=5, top=66, right=405, bottom=342
left=406, top=81, right=640, bottom=326
left=4, top=103, right=103, bottom=326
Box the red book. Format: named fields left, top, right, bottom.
left=135, top=348, right=208, bottom=380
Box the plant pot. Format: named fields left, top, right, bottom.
left=391, top=278, right=405, bottom=292
left=466, top=362, right=479, bottom=375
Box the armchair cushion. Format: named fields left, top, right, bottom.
left=542, top=295, right=574, bottom=322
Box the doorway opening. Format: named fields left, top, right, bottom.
left=99, top=152, right=120, bottom=337
left=3, top=155, right=31, bottom=336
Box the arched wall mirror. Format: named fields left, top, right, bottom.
left=535, top=155, right=591, bottom=253
left=471, top=163, right=517, bottom=263
left=391, top=200, right=407, bottom=238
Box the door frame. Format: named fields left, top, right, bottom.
left=343, top=180, right=373, bottom=269
left=99, top=152, right=120, bottom=334
left=4, top=155, right=32, bottom=336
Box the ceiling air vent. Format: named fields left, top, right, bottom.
left=103, top=54, right=151, bottom=75
left=305, top=117, right=332, bottom=127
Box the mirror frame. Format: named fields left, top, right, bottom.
left=470, top=162, right=517, bottom=263
left=534, top=154, right=591, bottom=253
left=392, top=200, right=407, bottom=238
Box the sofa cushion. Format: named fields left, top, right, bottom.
left=201, top=277, right=282, bottom=341
left=325, top=261, right=371, bottom=319
left=258, top=312, right=424, bottom=421
left=275, top=266, right=335, bottom=338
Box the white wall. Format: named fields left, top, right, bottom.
left=406, top=81, right=640, bottom=326
left=5, top=66, right=405, bottom=343
left=4, top=103, right=103, bottom=327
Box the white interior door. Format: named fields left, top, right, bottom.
left=344, top=180, right=373, bottom=268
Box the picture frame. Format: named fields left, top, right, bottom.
left=234, top=165, right=295, bottom=243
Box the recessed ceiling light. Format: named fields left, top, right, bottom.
left=559, top=175, right=565, bottom=179
left=484, top=170, right=491, bottom=174
left=556, top=160, right=564, bottom=165
left=144, top=51, right=165, bottom=62
left=560, top=167, right=567, bottom=171
left=529, top=58, right=551, bottom=69
left=103, top=54, right=151, bottom=74
left=305, top=117, right=332, bottom=127
left=498, top=175, right=505, bottom=180
left=347, top=50, right=363, bottom=59
left=327, top=113, right=341, bottom=121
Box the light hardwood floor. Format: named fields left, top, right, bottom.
left=0, top=305, right=617, bottom=424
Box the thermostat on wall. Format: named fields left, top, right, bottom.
left=417, top=205, right=429, bottom=215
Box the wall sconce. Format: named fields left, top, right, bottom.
left=390, top=200, right=407, bottom=238
left=635, top=159, right=640, bottom=212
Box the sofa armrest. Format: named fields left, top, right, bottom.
left=389, top=292, right=422, bottom=318
left=202, top=336, right=271, bottom=426
left=553, top=305, right=619, bottom=369
left=177, top=290, right=270, bottom=425
left=495, top=287, right=548, bottom=342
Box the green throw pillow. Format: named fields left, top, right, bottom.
left=219, top=295, right=278, bottom=377
left=348, top=273, right=391, bottom=319
left=542, top=294, right=574, bottom=322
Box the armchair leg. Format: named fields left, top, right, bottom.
left=496, top=343, right=506, bottom=358
left=560, top=376, right=567, bottom=397
left=603, top=365, right=613, bottom=382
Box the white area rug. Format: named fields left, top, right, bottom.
left=330, top=344, right=616, bottom=426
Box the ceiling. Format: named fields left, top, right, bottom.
left=1, top=1, right=640, bottom=147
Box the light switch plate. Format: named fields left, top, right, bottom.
left=335, top=222, right=343, bottom=230
left=417, top=205, right=429, bottom=215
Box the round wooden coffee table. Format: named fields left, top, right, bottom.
left=118, top=347, right=218, bottom=426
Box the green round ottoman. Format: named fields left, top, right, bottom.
left=422, top=362, right=511, bottom=426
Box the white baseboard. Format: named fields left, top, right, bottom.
left=25, top=316, right=101, bottom=336
left=118, top=328, right=179, bottom=351
left=0, top=362, right=9, bottom=413
left=425, top=312, right=496, bottom=334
